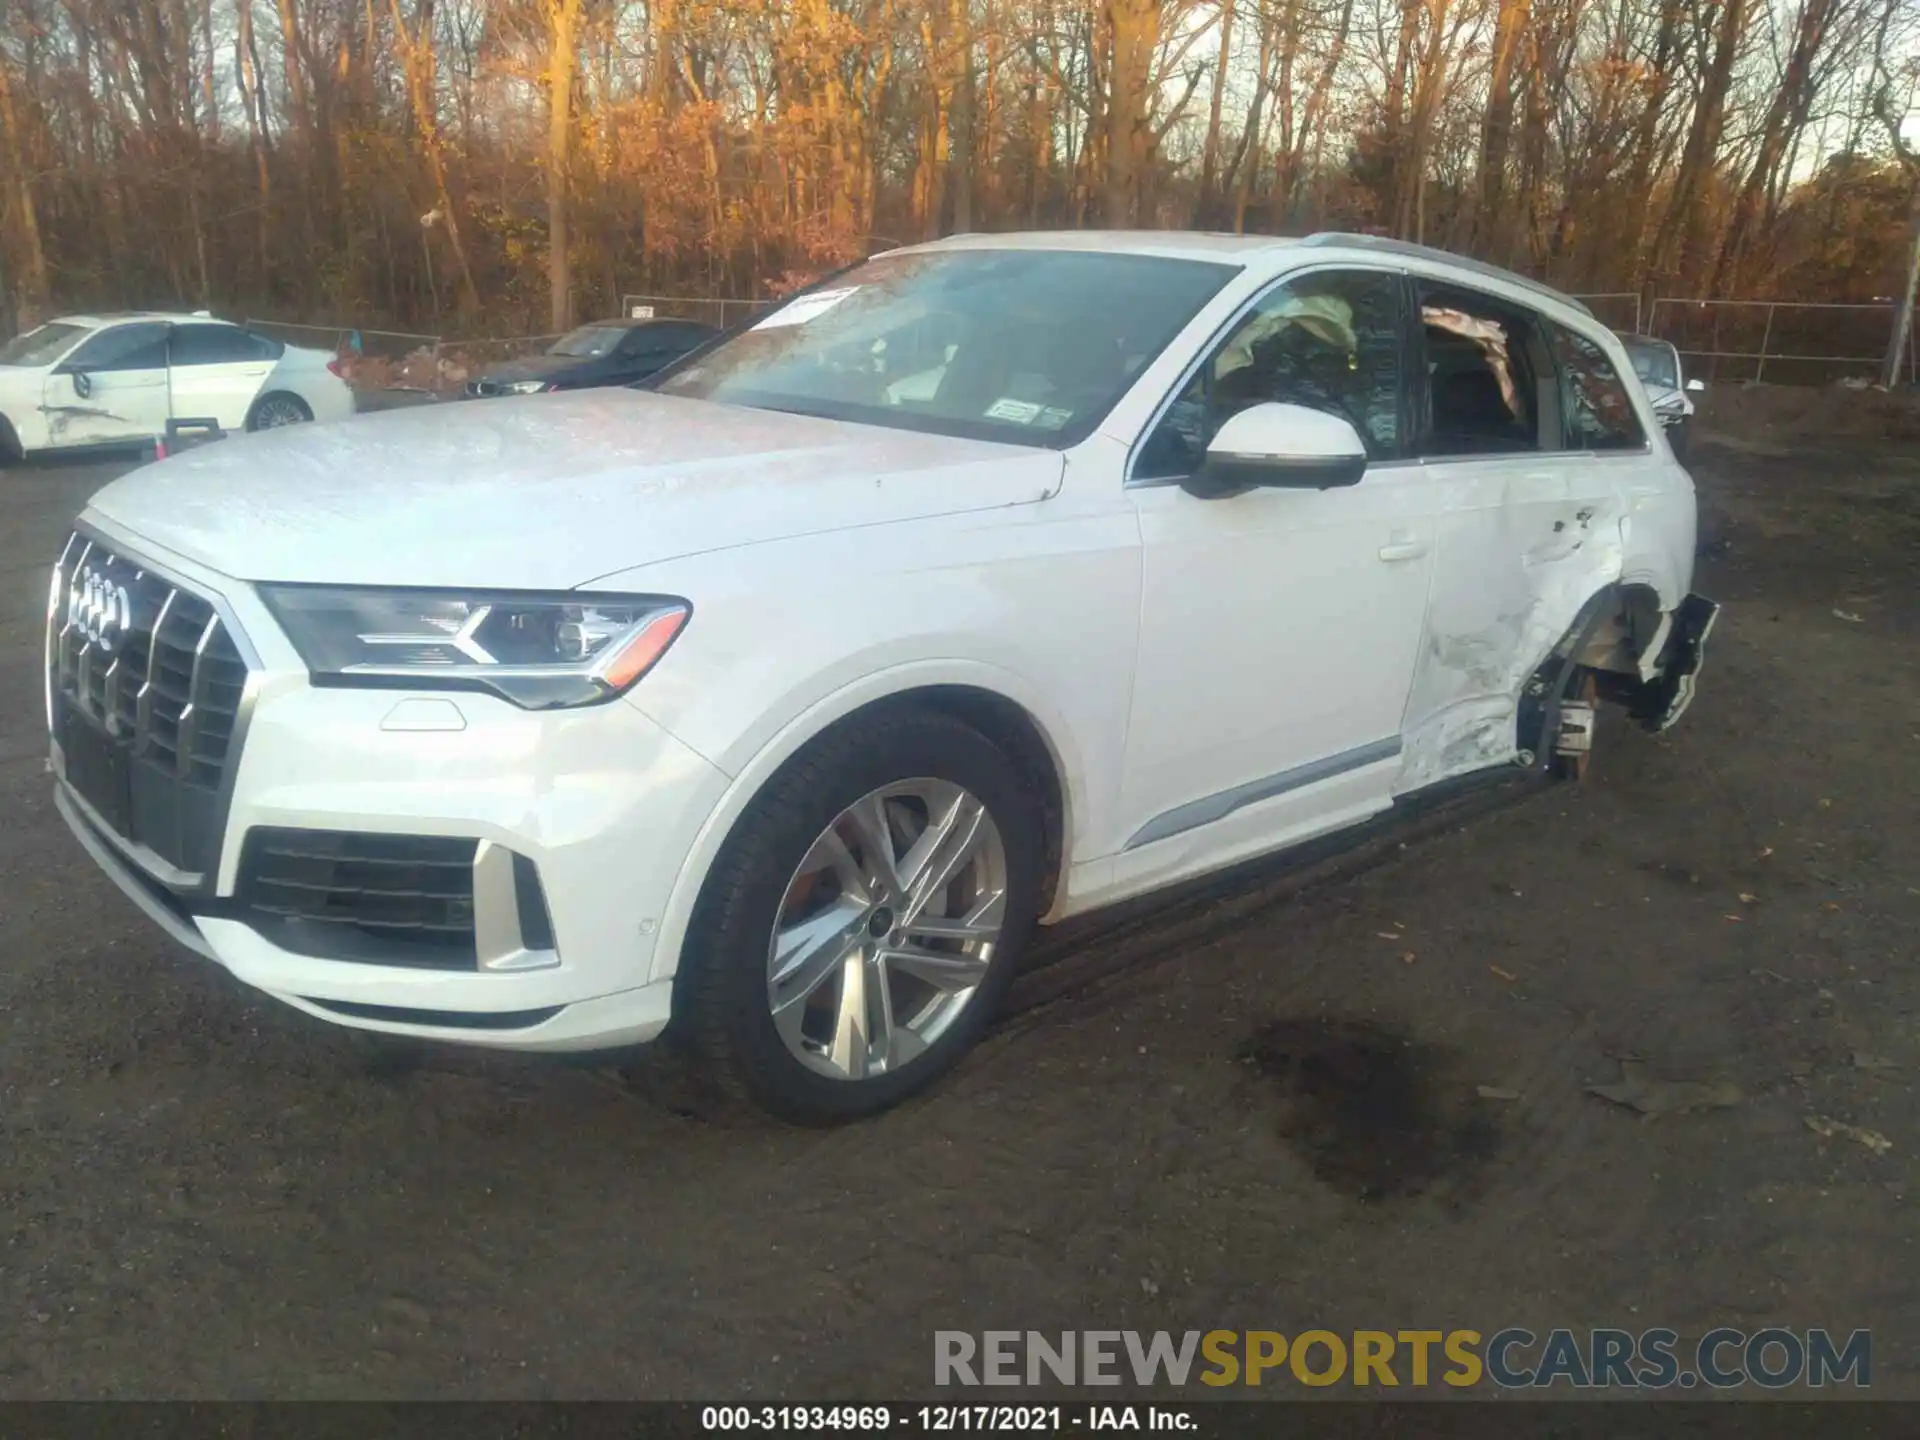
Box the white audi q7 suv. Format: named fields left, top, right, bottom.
left=47, top=232, right=1717, bottom=1121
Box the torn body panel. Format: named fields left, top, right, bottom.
left=1574, top=471, right=1718, bottom=732
left=1396, top=450, right=1713, bottom=794
left=41, top=404, right=124, bottom=431
left=1393, top=458, right=1628, bottom=794
left=40, top=367, right=170, bottom=449
left=1598, top=592, right=1721, bottom=732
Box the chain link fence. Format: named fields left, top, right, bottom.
left=1646, top=298, right=1911, bottom=387
left=242, top=319, right=440, bottom=363
left=447, top=334, right=563, bottom=366
left=1570, top=293, right=1643, bottom=334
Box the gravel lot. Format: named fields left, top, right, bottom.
left=2, top=395, right=1917, bottom=1400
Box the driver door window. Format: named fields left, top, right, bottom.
left=1136, top=270, right=1406, bottom=480
left=66, top=323, right=170, bottom=372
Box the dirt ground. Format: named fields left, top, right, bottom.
left=1, top=389, right=1916, bottom=1400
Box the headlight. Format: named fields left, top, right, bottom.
left=503, top=379, right=553, bottom=395
left=257, top=586, right=689, bottom=710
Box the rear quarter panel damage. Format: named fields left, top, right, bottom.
left=1394, top=494, right=1630, bottom=795
left=1392, top=455, right=1698, bottom=795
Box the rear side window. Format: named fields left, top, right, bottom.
left=67, top=322, right=170, bottom=372
left=1549, top=323, right=1647, bottom=451
left=1417, top=286, right=1546, bottom=456
left=172, top=324, right=278, bottom=365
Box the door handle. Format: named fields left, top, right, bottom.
left=1378, top=540, right=1429, bottom=562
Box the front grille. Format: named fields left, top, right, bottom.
left=48, top=530, right=252, bottom=879
left=237, top=828, right=480, bottom=968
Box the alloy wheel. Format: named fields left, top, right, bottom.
left=766, top=778, right=1009, bottom=1082
left=253, top=396, right=309, bottom=429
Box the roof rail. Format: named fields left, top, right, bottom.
left=1297, top=232, right=1592, bottom=316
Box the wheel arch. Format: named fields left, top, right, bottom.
left=1568, top=579, right=1671, bottom=678
left=644, top=662, right=1080, bottom=988
left=1512, top=578, right=1680, bottom=767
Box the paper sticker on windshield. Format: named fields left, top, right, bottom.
left=752, top=287, right=860, bottom=331
left=985, top=397, right=1044, bottom=424
left=1034, top=407, right=1072, bottom=430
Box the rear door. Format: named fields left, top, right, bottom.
left=1396, top=285, right=1630, bottom=791
left=168, top=323, right=279, bottom=430
left=41, top=322, right=172, bottom=448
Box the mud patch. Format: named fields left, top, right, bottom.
left=1238, top=1017, right=1500, bottom=1202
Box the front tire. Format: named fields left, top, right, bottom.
left=0, top=414, right=22, bottom=466
left=678, top=706, right=1044, bottom=1123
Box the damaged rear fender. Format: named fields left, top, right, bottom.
left=1561, top=583, right=1722, bottom=735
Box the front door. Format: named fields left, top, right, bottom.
left=1116, top=267, right=1435, bottom=889
left=41, top=322, right=172, bottom=449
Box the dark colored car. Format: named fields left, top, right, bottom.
left=465, top=318, right=718, bottom=398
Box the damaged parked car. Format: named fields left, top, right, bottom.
left=47, top=232, right=1717, bottom=1122
left=0, top=312, right=352, bottom=461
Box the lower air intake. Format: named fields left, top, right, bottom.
left=237, top=828, right=479, bottom=968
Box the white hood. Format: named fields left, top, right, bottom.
left=81, top=391, right=1063, bottom=589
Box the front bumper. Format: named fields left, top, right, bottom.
left=50, top=529, right=733, bottom=1052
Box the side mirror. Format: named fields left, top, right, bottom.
left=70, top=369, right=92, bottom=399
left=1686, top=378, right=1706, bottom=393
left=1183, top=402, right=1368, bottom=499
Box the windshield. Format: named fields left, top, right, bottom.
left=549, top=325, right=628, bottom=358
left=1623, top=338, right=1679, bottom=390
left=656, top=249, right=1237, bottom=446
left=0, top=322, right=89, bottom=367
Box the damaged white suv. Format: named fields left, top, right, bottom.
left=48, top=232, right=1716, bottom=1121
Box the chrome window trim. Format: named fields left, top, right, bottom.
left=1295, top=232, right=1595, bottom=316
left=1411, top=446, right=1654, bottom=469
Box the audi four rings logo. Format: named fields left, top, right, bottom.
left=71, top=566, right=133, bottom=652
